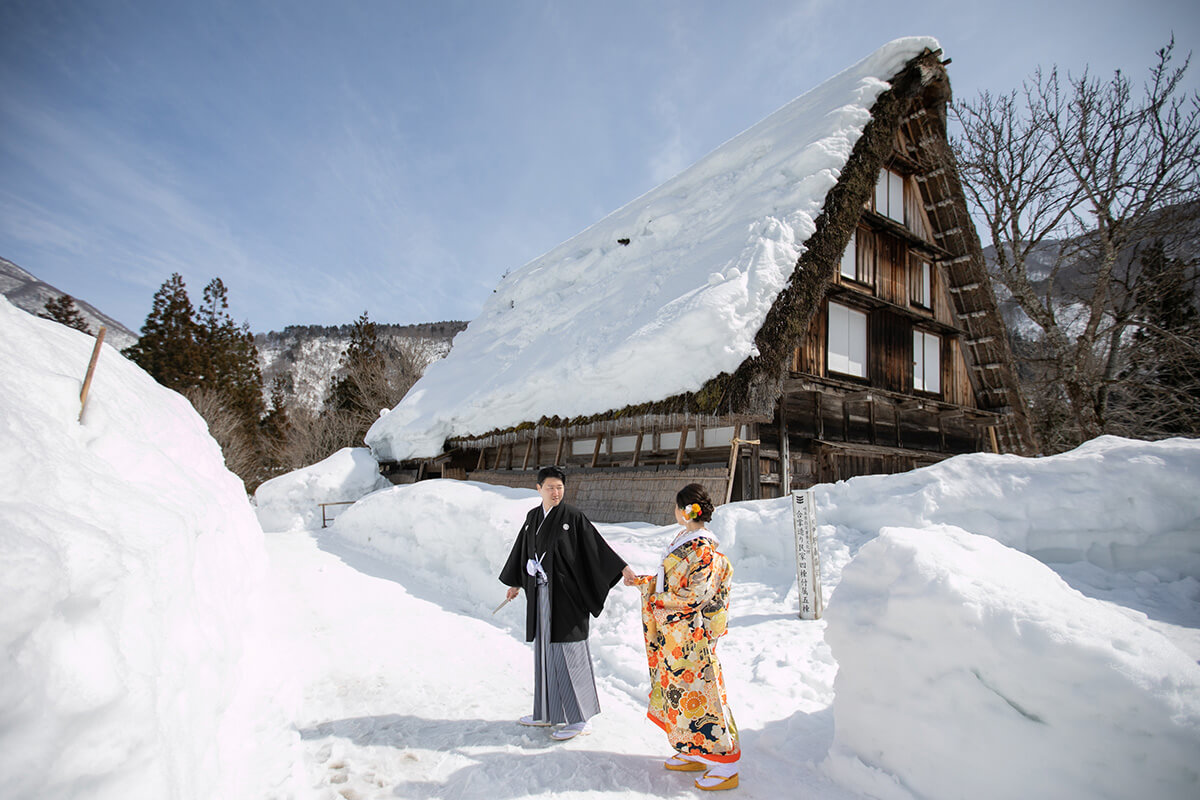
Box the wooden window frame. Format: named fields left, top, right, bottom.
left=913, top=328, right=942, bottom=395
left=827, top=300, right=869, bottom=380
left=910, top=254, right=933, bottom=309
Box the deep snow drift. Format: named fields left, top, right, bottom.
left=267, top=436, right=1200, bottom=800
left=365, top=37, right=940, bottom=461
left=0, top=297, right=293, bottom=800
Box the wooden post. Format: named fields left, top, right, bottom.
left=867, top=396, right=877, bottom=446
left=814, top=391, right=824, bottom=440
left=724, top=424, right=742, bottom=504
left=777, top=400, right=791, bottom=494
left=750, top=427, right=762, bottom=500
left=632, top=430, right=644, bottom=468
left=78, top=326, right=107, bottom=423
left=675, top=423, right=689, bottom=468
left=842, top=396, right=850, bottom=442
left=554, top=433, right=565, bottom=466
left=591, top=434, right=603, bottom=468
left=988, top=425, right=1000, bottom=454
left=476, top=447, right=487, bottom=471
left=521, top=439, right=533, bottom=470
left=894, top=404, right=902, bottom=448
left=791, top=488, right=823, bottom=619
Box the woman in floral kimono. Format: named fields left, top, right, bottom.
left=629, top=483, right=740, bottom=791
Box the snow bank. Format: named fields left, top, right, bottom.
left=329, top=479, right=545, bottom=617
left=253, top=446, right=389, bottom=532
left=823, top=526, right=1200, bottom=800
left=366, top=37, right=940, bottom=461
left=816, top=436, right=1200, bottom=578
left=0, top=297, right=293, bottom=800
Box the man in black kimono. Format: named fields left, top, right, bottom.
left=500, top=465, right=635, bottom=740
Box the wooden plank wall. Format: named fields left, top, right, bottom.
left=469, top=465, right=729, bottom=525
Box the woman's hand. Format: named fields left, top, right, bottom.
left=621, top=565, right=639, bottom=586
left=506, top=586, right=520, bottom=601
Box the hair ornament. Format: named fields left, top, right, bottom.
left=683, top=503, right=702, bottom=521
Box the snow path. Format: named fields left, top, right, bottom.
left=268, top=526, right=861, bottom=800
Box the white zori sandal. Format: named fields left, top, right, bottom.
left=550, top=721, right=592, bottom=740
left=518, top=715, right=551, bottom=727
left=694, top=761, right=739, bottom=791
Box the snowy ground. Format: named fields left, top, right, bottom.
left=270, top=518, right=858, bottom=800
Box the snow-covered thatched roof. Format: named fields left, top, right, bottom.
left=367, top=37, right=942, bottom=462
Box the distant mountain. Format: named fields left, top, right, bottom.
left=0, top=257, right=139, bottom=350
left=256, top=321, right=466, bottom=412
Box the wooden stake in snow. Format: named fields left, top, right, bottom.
left=79, top=325, right=107, bottom=423
left=791, top=488, right=823, bottom=620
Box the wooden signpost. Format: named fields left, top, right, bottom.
left=791, top=488, right=823, bottom=620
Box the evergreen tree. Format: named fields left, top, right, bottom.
left=125, top=274, right=269, bottom=490
left=123, top=273, right=202, bottom=392
left=40, top=294, right=91, bottom=333
left=259, top=375, right=292, bottom=474
left=325, top=310, right=384, bottom=418
left=197, top=278, right=266, bottom=422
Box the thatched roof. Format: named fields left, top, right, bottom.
left=366, top=37, right=1031, bottom=463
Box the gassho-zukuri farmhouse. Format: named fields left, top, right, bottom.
left=365, top=37, right=1034, bottom=524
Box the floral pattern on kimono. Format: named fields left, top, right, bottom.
left=639, top=536, right=739, bottom=762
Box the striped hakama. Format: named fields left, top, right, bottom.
left=532, top=572, right=601, bottom=725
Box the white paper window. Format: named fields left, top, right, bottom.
left=840, top=230, right=857, bottom=280
left=571, top=439, right=597, bottom=456
left=828, top=302, right=867, bottom=378
left=875, top=168, right=905, bottom=223
left=704, top=426, right=735, bottom=448
left=660, top=430, right=698, bottom=451
left=913, top=330, right=941, bottom=393
left=611, top=435, right=639, bottom=453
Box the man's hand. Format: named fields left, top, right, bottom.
left=506, top=585, right=520, bottom=601
left=621, top=565, right=639, bottom=586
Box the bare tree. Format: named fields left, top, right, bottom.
left=955, top=39, right=1200, bottom=449
left=185, top=386, right=262, bottom=489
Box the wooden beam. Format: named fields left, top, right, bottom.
left=724, top=424, right=741, bottom=505
left=591, top=434, right=603, bottom=469
left=842, top=396, right=850, bottom=442
left=814, top=391, right=824, bottom=439
left=632, top=430, right=644, bottom=468
left=675, top=423, right=689, bottom=468
left=894, top=404, right=903, bottom=448
left=749, top=425, right=762, bottom=500
left=554, top=433, right=565, bottom=466
left=476, top=447, right=486, bottom=471
left=778, top=401, right=791, bottom=495
left=868, top=397, right=877, bottom=446
left=521, top=439, right=533, bottom=470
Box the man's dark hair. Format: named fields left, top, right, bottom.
left=537, top=465, right=566, bottom=486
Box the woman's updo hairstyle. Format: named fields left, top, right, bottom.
left=676, top=483, right=715, bottom=523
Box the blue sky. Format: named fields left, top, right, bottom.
left=2, top=0, right=1196, bottom=333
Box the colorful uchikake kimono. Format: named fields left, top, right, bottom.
left=638, top=531, right=739, bottom=764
